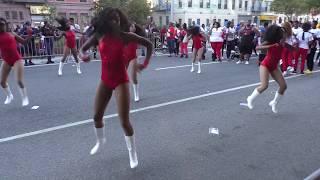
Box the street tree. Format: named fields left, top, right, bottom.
left=271, top=0, right=309, bottom=20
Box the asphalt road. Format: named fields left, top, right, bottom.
left=0, top=53, right=320, bottom=180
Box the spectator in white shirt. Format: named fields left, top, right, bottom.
left=209, top=22, right=224, bottom=62
left=295, top=22, right=313, bottom=74
left=306, top=21, right=320, bottom=73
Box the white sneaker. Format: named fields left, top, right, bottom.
left=269, top=100, right=278, bottom=113
left=4, top=94, right=13, bottom=105
left=245, top=61, right=249, bottom=65
left=190, top=66, right=194, bottom=72
left=247, top=96, right=254, bottom=109
left=236, top=60, right=242, bottom=64
left=22, top=96, right=29, bottom=107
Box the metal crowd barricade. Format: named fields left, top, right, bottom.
left=148, top=32, right=168, bottom=55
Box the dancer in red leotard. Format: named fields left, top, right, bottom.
left=0, top=18, right=29, bottom=106
left=55, top=17, right=81, bottom=76
left=190, top=27, right=205, bottom=74
left=244, top=25, right=293, bottom=113
left=79, top=8, right=153, bottom=169
left=124, top=22, right=146, bottom=102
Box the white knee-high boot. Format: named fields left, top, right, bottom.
left=190, top=63, right=195, bottom=72
left=132, top=84, right=139, bottom=102
left=3, top=85, right=13, bottom=104
left=19, top=88, right=29, bottom=107
left=76, top=62, right=82, bottom=74
left=247, top=88, right=260, bottom=109
left=125, top=135, right=138, bottom=168
left=90, top=127, right=106, bottom=155
left=58, top=62, right=64, bottom=76
left=197, top=61, right=201, bottom=73
left=269, top=91, right=282, bottom=113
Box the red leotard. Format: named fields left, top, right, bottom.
left=98, top=35, right=129, bottom=89
left=261, top=45, right=283, bottom=72
left=193, top=34, right=203, bottom=50
left=124, top=42, right=138, bottom=65
left=0, top=32, right=22, bottom=66
left=65, top=30, right=76, bottom=49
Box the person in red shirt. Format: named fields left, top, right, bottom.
left=55, top=17, right=82, bottom=76
left=189, top=26, right=205, bottom=73
left=79, top=8, right=153, bottom=169
left=0, top=17, right=29, bottom=106
left=244, top=25, right=294, bottom=114
left=180, top=23, right=188, bottom=58
left=160, top=25, right=167, bottom=47
left=167, top=22, right=176, bottom=57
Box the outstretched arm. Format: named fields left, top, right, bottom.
left=256, top=42, right=279, bottom=50
left=123, top=32, right=153, bottom=69
left=13, top=32, right=30, bottom=44
left=79, top=34, right=99, bottom=62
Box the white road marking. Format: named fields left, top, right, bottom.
left=304, top=168, right=320, bottom=180
left=31, top=106, right=40, bottom=110
left=155, top=61, right=225, bottom=71
left=0, top=70, right=319, bottom=143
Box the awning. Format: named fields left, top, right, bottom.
left=259, top=15, right=277, bottom=21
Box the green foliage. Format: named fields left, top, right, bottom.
left=271, top=0, right=308, bottom=17
left=93, top=0, right=151, bottom=24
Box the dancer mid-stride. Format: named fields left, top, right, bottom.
left=55, top=17, right=81, bottom=76
left=0, top=18, right=29, bottom=106
left=124, top=22, right=145, bottom=102
left=244, top=25, right=293, bottom=113
left=79, top=8, right=153, bottom=168
left=190, top=27, right=205, bottom=74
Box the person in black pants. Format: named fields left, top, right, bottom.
left=306, top=21, right=319, bottom=73
left=225, top=21, right=236, bottom=60
left=41, top=21, right=55, bottom=64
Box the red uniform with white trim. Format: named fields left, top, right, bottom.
left=261, top=45, right=283, bottom=72
left=65, top=30, right=76, bottom=49
left=0, top=32, right=21, bottom=66
left=98, top=35, right=129, bottom=89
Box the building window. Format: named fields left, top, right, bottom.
left=159, top=16, right=163, bottom=27
left=232, top=0, right=235, bottom=10
left=178, top=19, right=182, bottom=25
left=80, top=13, right=89, bottom=25
left=197, top=19, right=200, bottom=25
left=11, top=11, right=18, bottom=20
left=224, top=0, right=227, bottom=9
left=239, top=0, right=242, bottom=9
left=200, top=0, right=204, bottom=8
left=166, top=16, right=169, bottom=26
left=80, top=0, right=86, bottom=2
left=188, top=18, right=192, bottom=26
left=206, top=0, right=210, bottom=8
left=218, top=0, right=222, bottom=9
left=19, top=11, right=24, bottom=20
left=5, top=11, right=10, bottom=19
left=206, top=19, right=209, bottom=26
left=179, top=0, right=182, bottom=8
left=245, top=1, right=248, bottom=11
left=188, top=0, right=192, bottom=7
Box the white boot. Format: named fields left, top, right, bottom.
left=58, top=62, right=64, bottom=76
left=269, top=91, right=282, bottom=113
left=19, top=88, right=29, bottom=107
left=3, top=85, right=13, bottom=105
left=133, top=84, right=139, bottom=102
left=125, top=135, right=138, bottom=169
left=90, top=127, right=106, bottom=155
left=76, top=63, right=82, bottom=74
left=190, top=63, right=195, bottom=72
left=247, top=88, right=260, bottom=109
left=197, top=62, right=201, bottom=74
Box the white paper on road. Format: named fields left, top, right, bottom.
left=31, top=106, right=40, bottom=110
left=209, top=128, right=219, bottom=135
left=240, top=103, right=249, bottom=107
